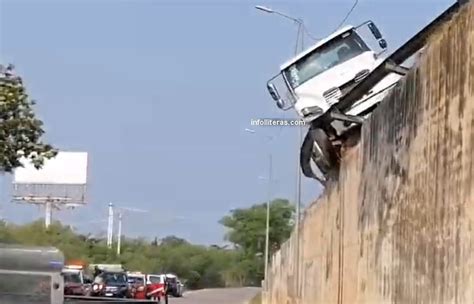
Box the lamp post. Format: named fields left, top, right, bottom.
left=254, top=5, right=305, bottom=225
left=244, top=128, right=273, bottom=283
left=254, top=6, right=308, bottom=297
left=255, top=5, right=318, bottom=50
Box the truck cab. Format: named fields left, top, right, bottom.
left=266, top=21, right=404, bottom=183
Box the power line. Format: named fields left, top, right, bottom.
left=333, top=0, right=359, bottom=31
left=302, top=25, right=320, bottom=41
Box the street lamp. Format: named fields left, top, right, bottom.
left=255, top=5, right=302, bottom=24
left=254, top=5, right=305, bottom=224
left=255, top=5, right=318, bottom=45
left=244, top=128, right=273, bottom=283
left=255, top=5, right=305, bottom=289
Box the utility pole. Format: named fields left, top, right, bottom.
left=107, top=203, right=114, bottom=248
left=116, top=212, right=122, bottom=255
left=264, top=153, right=272, bottom=282
left=254, top=7, right=311, bottom=297
left=244, top=128, right=274, bottom=285
left=294, top=23, right=305, bottom=300
left=45, top=201, right=52, bottom=228
left=113, top=205, right=147, bottom=255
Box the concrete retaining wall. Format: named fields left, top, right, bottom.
left=263, top=3, right=474, bottom=304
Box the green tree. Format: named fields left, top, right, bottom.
left=219, top=199, right=295, bottom=256
left=0, top=64, right=57, bottom=172
left=0, top=220, right=14, bottom=243
left=219, top=199, right=295, bottom=284
left=160, top=235, right=188, bottom=247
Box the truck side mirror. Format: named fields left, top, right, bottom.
left=267, top=82, right=280, bottom=101
left=267, top=82, right=286, bottom=109
left=276, top=99, right=286, bottom=109
left=367, top=22, right=382, bottom=40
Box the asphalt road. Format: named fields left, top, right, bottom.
left=170, top=287, right=260, bottom=304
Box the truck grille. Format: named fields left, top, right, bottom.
left=323, top=87, right=342, bottom=105
left=323, top=69, right=371, bottom=105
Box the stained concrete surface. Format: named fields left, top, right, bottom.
left=172, top=287, right=260, bottom=304
left=263, top=2, right=474, bottom=304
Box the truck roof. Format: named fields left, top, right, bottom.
left=279, top=25, right=354, bottom=71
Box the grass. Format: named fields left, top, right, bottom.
left=249, top=292, right=262, bottom=304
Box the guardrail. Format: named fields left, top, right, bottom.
left=336, top=0, right=470, bottom=112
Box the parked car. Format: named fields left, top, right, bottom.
left=127, top=273, right=147, bottom=300
left=147, top=274, right=168, bottom=302
left=165, top=273, right=182, bottom=297
left=176, top=279, right=185, bottom=296
left=89, top=270, right=130, bottom=298
left=62, top=264, right=91, bottom=296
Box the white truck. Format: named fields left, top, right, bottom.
left=265, top=21, right=406, bottom=184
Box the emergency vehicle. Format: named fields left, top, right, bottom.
left=126, top=272, right=167, bottom=302
left=127, top=272, right=147, bottom=299
left=147, top=274, right=167, bottom=302
left=61, top=263, right=90, bottom=296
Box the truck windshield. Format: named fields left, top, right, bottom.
left=283, top=30, right=370, bottom=89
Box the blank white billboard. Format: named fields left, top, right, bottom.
left=13, top=151, right=88, bottom=185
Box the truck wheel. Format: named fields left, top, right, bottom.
left=300, top=127, right=339, bottom=182
left=311, top=128, right=339, bottom=173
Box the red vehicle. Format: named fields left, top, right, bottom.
left=127, top=272, right=147, bottom=299
left=127, top=272, right=167, bottom=302
left=62, top=264, right=91, bottom=296
left=146, top=274, right=167, bottom=302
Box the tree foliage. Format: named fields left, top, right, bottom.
left=220, top=198, right=295, bottom=255
left=0, top=64, right=57, bottom=172
left=219, top=199, right=295, bottom=283
left=0, top=219, right=240, bottom=289
left=0, top=199, right=295, bottom=288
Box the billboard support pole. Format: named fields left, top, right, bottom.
left=11, top=151, right=89, bottom=228
left=45, top=202, right=52, bottom=228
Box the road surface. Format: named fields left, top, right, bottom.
left=171, top=287, right=260, bottom=304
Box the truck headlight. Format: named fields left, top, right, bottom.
left=301, top=106, right=323, bottom=117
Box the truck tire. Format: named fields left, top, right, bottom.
left=300, top=127, right=339, bottom=182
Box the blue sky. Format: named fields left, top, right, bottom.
left=0, top=0, right=454, bottom=244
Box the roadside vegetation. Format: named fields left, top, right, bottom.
left=0, top=199, right=294, bottom=289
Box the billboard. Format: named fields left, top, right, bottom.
left=12, top=151, right=89, bottom=207
left=13, top=152, right=88, bottom=185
